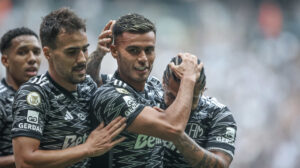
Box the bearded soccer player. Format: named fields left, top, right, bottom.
left=90, top=13, right=203, bottom=167
left=0, top=27, right=41, bottom=168
left=162, top=57, right=237, bottom=168
left=11, top=8, right=126, bottom=168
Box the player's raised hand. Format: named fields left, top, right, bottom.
left=96, top=20, right=116, bottom=55
left=169, top=53, right=203, bottom=82
left=84, top=116, right=126, bottom=157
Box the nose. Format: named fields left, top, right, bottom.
left=27, top=51, right=37, bottom=65
left=137, top=51, right=147, bottom=64
left=77, top=50, right=87, bottom=63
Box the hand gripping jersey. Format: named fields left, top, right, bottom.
left=11, top=72, right=97, bottom=168
left=90, top=72, right=165, bottom=168
left=0, top=79, right=15, bottom=156
left=163, top=96, right=237, bottom=168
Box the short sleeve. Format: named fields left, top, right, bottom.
left=91, top=86, right=145, bottom=127
left=11, top=84, right=48, bottom=140
left=205, top=107, right=237, bottom=158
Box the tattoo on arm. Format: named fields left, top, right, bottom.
left=173, top=133, right=228, bottom=168
left=86, top=50, right=105, bottom=87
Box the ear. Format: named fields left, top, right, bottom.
left=110, top=44, right=118, bottom=59
left=43, top=46, right=51, bottom=60
left=1, top=54, right=9, bottom=68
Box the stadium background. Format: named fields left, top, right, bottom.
left=1, top=0, right=300, bottom=167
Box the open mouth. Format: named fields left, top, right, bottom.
left=25, top=67, right=38, bottom=76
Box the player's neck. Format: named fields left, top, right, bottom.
left=48, top=69, right=77, bottom=92
left=118, top=72, right=145, bottom=92
left=5, top=72, right=21, bottom=91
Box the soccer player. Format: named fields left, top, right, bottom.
left=90, top=13, right=203, bottom=167
left=11, top=8, right=126, bottom=168
left=0, top=27, right=41, bottom=168
left=162, top=57, right=237, bottom=168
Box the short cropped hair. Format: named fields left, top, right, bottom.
left=0, top=27, right=38, bottom=54
left=113, top=13, right=156, bottom=42
left=163, top=56, right=206, bottom=91
left=39, top=7, right=86, bottom=49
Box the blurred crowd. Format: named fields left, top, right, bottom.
left=1, top=0, right=300, bottom=167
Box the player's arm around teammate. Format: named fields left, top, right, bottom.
left=12, top=116, right=126, bottom=168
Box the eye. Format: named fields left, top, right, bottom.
left=33, top=48, right=41, bottom=56
left=17, top=49, right=28, bottom=56
left=144, top=47, right=154, bottom=55
left=66, top=49, right=79, bottom=56
left=127, top=47, right=140, bottom=55
left=82, top=46, right=88, bottom=53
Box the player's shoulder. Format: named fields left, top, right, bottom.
left=201, top=96, right=227, bottom=109
left=21, top=74, right=49, bottom=90
left=96, top=78, right=131, bottom=95
left=0, top=79, right=13, bottom=95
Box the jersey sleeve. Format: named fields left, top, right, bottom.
left=91, top=85, right=145, bottom=127
left=11, top=84, right=48, bottom=140
left=0, top=103, right=5, bottom=133
left=205, top=106, right=237, bottom=158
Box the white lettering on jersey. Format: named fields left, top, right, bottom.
left=26, top=110, right=39, bottom=124
left=18, top=123, right=42, bottom=133
left=62, top=133, right=88, bottom=149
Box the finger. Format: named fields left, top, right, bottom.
left=110, top=136, right=126, bottom=147
left=168, top=62, right=176, bottom=71
left=96, top=122, right=105, bottom=131
left=109, top=123, right=126, bottom=138
left=107, top=117, right=126, bottom=133
left=105, top=116, right=123, bottom=130
left=103, top=20, right=114, bottom=31
left=98, top=30, right=112, bottom=39
left=99, top=38, right=112, bottom=44
left=109, top=20, right=116, bottom=31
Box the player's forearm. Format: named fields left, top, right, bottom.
left=86, top=50, right=106, bottom=87
left=16, top=144, right=89, bottom=168
left=0, top=155, right=16, bottom=168
left=164, top=76, right=196, bottom=130
left=173, top=133, right=228, bottom=168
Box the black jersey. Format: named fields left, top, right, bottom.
left=0, top=79, right=15, bottom=156
left=11, top=72, right=97, bottom=168
left=91, top=72, right=165, bottom=168
left=163, top=96, right=237, bottom=168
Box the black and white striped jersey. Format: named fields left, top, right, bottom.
left=0, top=79, right=15, bottom=156
left=91, top=72, right=165, bottom=168
left=11, top=72, right=97, bottom=168
left=163, top=96, right=237, bottom=168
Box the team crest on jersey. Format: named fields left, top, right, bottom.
left=26, top=110, right=39, bottom=124
left=116, top=88, right=129, bottom=94
left=26, top=92, right=41, bottom=106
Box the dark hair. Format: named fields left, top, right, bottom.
left=0, top=27, right=38, bottom=54
left=113, top=13, right=156, bottom=42
left=39, top=7, right=86, bottom=49
left=163, top=56, right=206, bottom=91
